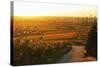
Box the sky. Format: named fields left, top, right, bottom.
left=14, top=1, right=97, bottom=17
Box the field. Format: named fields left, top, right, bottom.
left=11, top=16, right=96, bottom=65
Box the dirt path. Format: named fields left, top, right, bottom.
left=58, top=45, right=86, bottom=63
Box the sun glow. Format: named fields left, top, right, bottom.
left=14, top=1, right=97, bottom=17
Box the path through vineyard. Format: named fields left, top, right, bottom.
left=58, top=45, right=86, bottom=63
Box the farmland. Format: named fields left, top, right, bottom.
left=11, top=16, right=96, bottom=65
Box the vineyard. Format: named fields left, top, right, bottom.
left=12, top=16, right=96, bottom=65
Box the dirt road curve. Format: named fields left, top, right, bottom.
left=58, top=45, right=86, bottom=63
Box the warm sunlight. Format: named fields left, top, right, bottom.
left=14, top=1, right=97, bottom=17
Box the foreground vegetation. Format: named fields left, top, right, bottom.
left=13, top=38, right=72, bottom=65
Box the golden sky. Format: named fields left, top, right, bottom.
left=14, top=1, right=97, bottom=17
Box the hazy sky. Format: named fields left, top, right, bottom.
left=14, top=1, right=97, bottom=17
